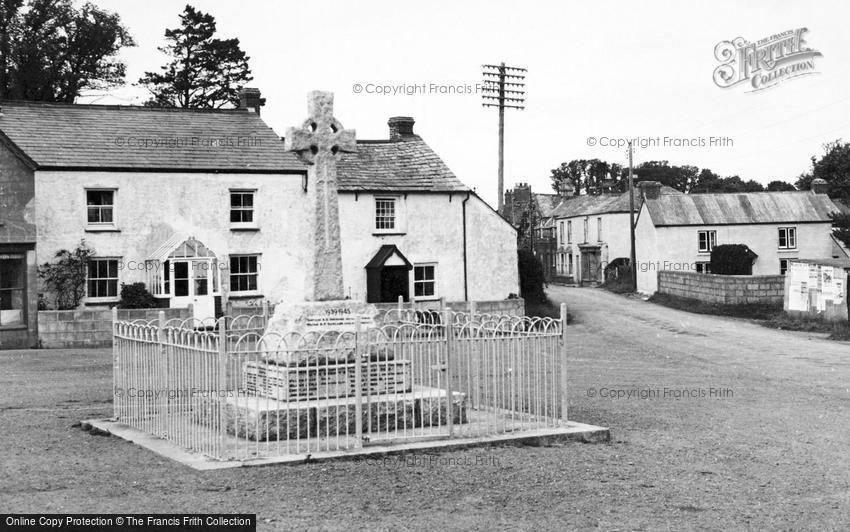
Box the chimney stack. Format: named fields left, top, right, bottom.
left=238, top=88, right=265, bottom=115
left=388, top=116, right=416, bottom=141
left=638, top=180, right=662, bottom=200
left=811, top=178, right=828, bottom=195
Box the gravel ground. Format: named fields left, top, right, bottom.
left=1, top=286, right=848, bottom=530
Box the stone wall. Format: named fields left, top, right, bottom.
left=374, top=298, right=525, bottom=316
left=37, top=299, right=525, bottom=349
left=657, top=271, right=784, bottom=305
left=38, top=308, right=192, bottom=349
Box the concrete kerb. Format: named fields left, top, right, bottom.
left=81, top=418, right=611, bottom=471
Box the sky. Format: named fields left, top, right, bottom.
left=90, top=0, right=850, bottom=206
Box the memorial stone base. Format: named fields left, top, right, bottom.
left=204, top=386, right=468, bottom=441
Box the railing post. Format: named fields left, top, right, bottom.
left=262, top=299, right=270, bottom=328
left=217, top=319, right=227, bottom=458
left=559, top=303, right=569, bottom=423
left=470, top=301, right=477, bottom=325
left=112, top=306, right=118, bottom=420
left=158, top=311, right=166, bottom=436
left=354, top=316, right=364, bottom=447
left=225, top=300, right=234, bottom=332
left=444, top=307, right=454, bottom=437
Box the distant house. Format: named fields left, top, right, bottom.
left=634, top=180, right=841, bottom=294
left=550, top=184, right=681, bottom=285
left=502, top=183, right=566, bottom=280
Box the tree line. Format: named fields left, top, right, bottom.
left=0, top=2, right=251, bottom=108
left=548, top=143, right=850, bottom=247
left=549, top=159, right=796, bottom=195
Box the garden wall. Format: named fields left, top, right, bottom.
left=37, top=299, right=524, bottom=349
left=38, top=308, right=192, bottom=349
left=374, top=298, right=525, bottom=316
left=658, top=271, right=784, bottom=305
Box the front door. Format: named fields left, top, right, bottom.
left=581, top=251, right=601, bottom=284
left=380, top=266, right=410, bottom=303
left=169, top=259, right=216, bottom=322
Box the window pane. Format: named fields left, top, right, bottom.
left=229, top=256, right=258, bottom=292
left=231, top=193, right=243, bottom=208
left=87, top=190, right=113, bottom=206
left=375, top=199, right=396, bottom=229
left=0, top=288, right=24, bottom=325
left=0, top=259, right=24, bottom=289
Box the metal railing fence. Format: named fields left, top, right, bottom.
left=112, top=304, right=569, bottom=461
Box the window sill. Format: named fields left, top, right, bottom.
left=0, top=324, right=27, bottom=331
left=85, top=298, right=119, bottom=305
left=228, top=292, right=264, bottom=299
left=85, top=226, right=120, bottom=233
left=778, top=248, right=798, bottom=252
left=414, top=296, right=440, bottom=302
left=230, top=225, right=260, bottom=232
left=373, top=231, right=406, bottom=236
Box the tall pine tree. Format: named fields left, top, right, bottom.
left=140, top=5, right=252, bottom=109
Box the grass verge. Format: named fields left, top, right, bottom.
left=648, top=292, right=850, bottom=341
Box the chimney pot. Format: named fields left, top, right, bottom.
left=811, top=178, right=828, bottom=194
left=388, top=116, right=416, bottom=140
left=238, top=87, right=265, bottom=115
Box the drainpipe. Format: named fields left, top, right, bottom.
left=462, top=193, right=470, bottom=301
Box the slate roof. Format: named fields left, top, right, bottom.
left=0, top=101, right=472, bottom=193
left=644, top=191, right=841, bottom=227
left=337, top=137, right=469, bottom=192
left=534, top=194, right=564, bottom=218
left=552, top=186, right=681, bottom=219
left=0, top=100, right=305, bottom=172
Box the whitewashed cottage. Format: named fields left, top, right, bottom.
left=0, top=90, right=518, bottom=348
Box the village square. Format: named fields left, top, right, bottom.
left=1, top=1, right=849, bottom=531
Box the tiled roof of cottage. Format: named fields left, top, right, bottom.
left=337, top=137, right=469, bottom=192
left=552, top=186, right=681, bottom=219
left=644, top=191, right=841, bottom=226
left=0, top=101, right=471, bottom=193
left=0, top=100, right=305, bottom=172
left=534, top=194, right=565, bottom=218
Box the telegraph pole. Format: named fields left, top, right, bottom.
left=628, top=141, right=637, bottom=290
left=482, top=62, right=526, bottom=212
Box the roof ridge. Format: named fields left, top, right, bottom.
left=357, top=137, right=423, bottom=144
left=0, top=99, right=249, bottom=114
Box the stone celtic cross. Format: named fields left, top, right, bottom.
left=285, top=91, right=357, bottom=301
